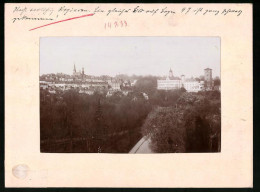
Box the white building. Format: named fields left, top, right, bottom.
left=142, top=92, right=149, bottom=100
left=49, top=90, right=56, bottom=94
left=106, top=91, right=113, bottom=97
left=184, top=81, right=204, bottom=92
left=108, top=80, right=121, bottom=90
left=79, top=89, right=94, bottom=95
left=157, top=69, right=205, bottom=92
left=40, top=81, right=49, bottom=89
left=157, top=79, right=182, bottom=90
left=131, top=80, right=137, bottom=86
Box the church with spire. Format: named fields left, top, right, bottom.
left=169, top=68, right=173, bottom=78
left=73, top=63, right=85, bottom=78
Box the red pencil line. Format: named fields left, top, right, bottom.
left=29, top=13, right=94, bottom=31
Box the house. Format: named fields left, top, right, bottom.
left=142, top=92, right=149, bottom=100
left=40, top=81, right=49, bottom=89
left=131, top=80, right=137, bottom=86
left=49, top=90, right=56, bottom=94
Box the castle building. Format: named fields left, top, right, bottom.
left=157, top=69, right=182, bottom=90
left=157, top=68, right=206, bottom=92
left=157, top=79, right=182, bottom=90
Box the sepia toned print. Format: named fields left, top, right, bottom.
left=40, top=37, right=221, bottom=153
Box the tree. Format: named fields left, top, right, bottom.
left=195, top=77, right=200, bottom=81
left=200, top=75, right=205, bottom=80
left=180, top=87, right=187, bottom=93
left=92, top=97, right=108, bottom=152
left=142, top=107, right=186, bottom=153
left=141, top=92, right=221, bottom=153
left=183, top=107, right=211, bottom=152
left=150, top=89, right=183, bottom=107
left=177, top=92, right=220, bottom=152
left=214, top=77, right=221, bottom=86
left=134, top=76, right=157, bottom=96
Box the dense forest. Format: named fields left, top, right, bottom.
left=40, top=76, right=221, bottom=153
left=141, top=91, right=221, bottom=152
left=40, top=89, right=151, bottom=153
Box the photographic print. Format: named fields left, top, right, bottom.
left=5, top=3, right=252, bottom=187
left=40, top=37, right=221, bottom=153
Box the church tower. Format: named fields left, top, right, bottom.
left=169, top=68, right=173, bottom=78
left=82, top=67, right=84, bottom=75
left=73, top=63, right=76, bottom=75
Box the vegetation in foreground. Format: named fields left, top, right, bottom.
left=142, top=91, right=221, bottom=153
left=41, top=76, right=220, bottom=153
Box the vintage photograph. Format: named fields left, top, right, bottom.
left=40, top=37, right=221, bottom=153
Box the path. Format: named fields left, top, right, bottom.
left=129, top=137, right=153, bottom=153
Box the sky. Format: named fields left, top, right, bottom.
left=40, top=37, right=220, bottom=78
